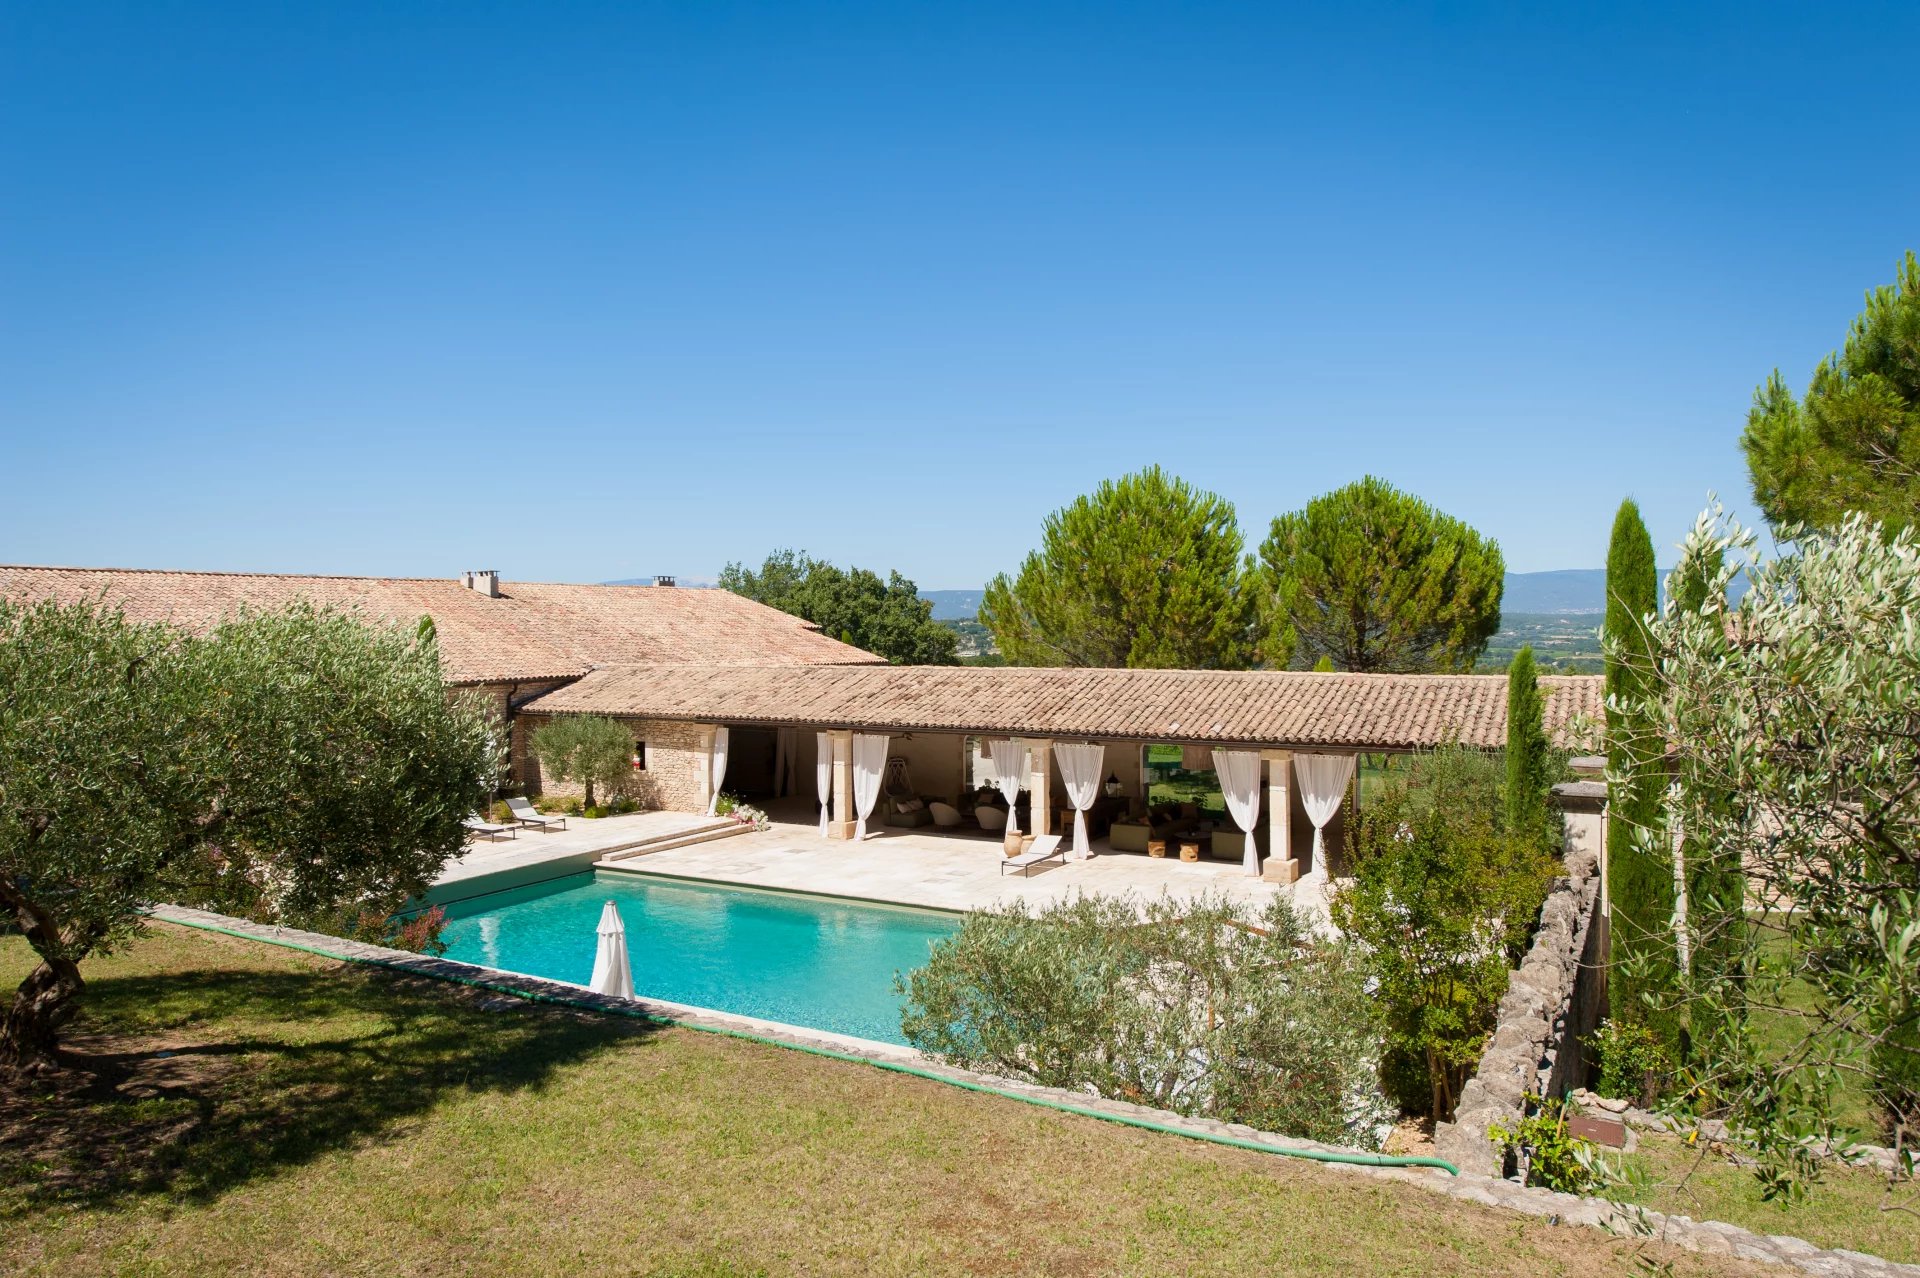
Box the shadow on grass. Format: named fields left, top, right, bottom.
left=0, top=959, right=656, bottom=1216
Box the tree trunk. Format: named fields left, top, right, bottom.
left=0, top=956, right=84, bottom=1074
left=584, top=780, right=596, bottom=810
left=0, top=866, right=92, bottom=1075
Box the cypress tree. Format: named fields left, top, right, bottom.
left=1604, top=499, right=1681, bottom=1057
left=1504, top=646, right=1551, bottom=844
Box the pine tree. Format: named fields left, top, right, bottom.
left=1503, top=646, right=1551, bottom=843
left=1257, top=477, right=1504, bottom=672
left=1604, top=498, right=1681, bottom=1057
left=980, top=467, right=1257, bottom=668
left=1741, top=252, right=1920, bottom=534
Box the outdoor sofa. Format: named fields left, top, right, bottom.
left=1107, top=803, right=1197, bottom=853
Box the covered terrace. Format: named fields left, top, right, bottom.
left=520, top=664, right=1602, bottom=885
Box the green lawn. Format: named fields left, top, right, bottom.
left=0, top=925, right=1775, bottom=1278
left=1615, top=1132, right=1917, bottom=1265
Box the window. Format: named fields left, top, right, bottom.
left=632, top=740, right=648, bottom=771
left=964, top=735, right=995, bottom=793
left=1142, top=743, right=1225, bottom=820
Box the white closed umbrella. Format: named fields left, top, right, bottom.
left=588, top=901, right=633, bottom=999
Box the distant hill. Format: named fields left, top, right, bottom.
left=920, top=589, right=985, bottom=621
left=602, top=575, right=719, bottom=588
left=1502, top=569, right=1617, bottom=614
left=924, top=574, right=1624, bottom=619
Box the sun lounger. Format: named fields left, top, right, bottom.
left=506, top=796, right=567, bottom=831
left=1000, top=834, right=1064, bottom=877
left=463, top=815, right=517, bottom=841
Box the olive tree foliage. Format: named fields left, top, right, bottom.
left=1617, top=503, right=1920, bottom=1188
left=1330, top=746, right=1558, bottom=1121
left=1256, top=477, right=1504, bottom=672
left=529, top=715, right=633, bottom=810
left=897, top=892, right=1394, bottom=1147
left=1741, top=252, right=1920, bottom=536
left=0, top=599, right=498, bottom=1071
left=979, top=466, right=1258, bottom=669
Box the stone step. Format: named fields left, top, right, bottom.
left=593, top=819, right=747, bottom=865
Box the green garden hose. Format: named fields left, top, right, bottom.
left=156, top=912, right=1459, bottom=1177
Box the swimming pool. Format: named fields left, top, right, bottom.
left=435, top=872, right=959, bottom=1046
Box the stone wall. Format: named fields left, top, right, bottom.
left=1434, top=782, right=1609, bottom=1177
left=513, top=713, right=711, bottom=812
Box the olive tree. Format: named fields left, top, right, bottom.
left=1620, top=503, right=1920, bottom=1188
left=0, top=599, right=498, bottom=1072
left=898, top=892, right=1392, bottom=1147
left=529, top=714, right=633, bottom=810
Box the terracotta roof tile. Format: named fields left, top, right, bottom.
left=523, top=663, right=1604, bottom=751
left=0, top=566, right=884, bottom=683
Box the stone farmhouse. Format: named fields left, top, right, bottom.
left=0, top=565, right=1602, bottom=883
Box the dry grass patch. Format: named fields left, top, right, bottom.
left=1, top=924, right=1774, bottom=1277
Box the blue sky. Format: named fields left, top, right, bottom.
left=2, top=2, right=1915, bottom=587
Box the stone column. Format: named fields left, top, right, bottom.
left=695, top=725, right=718, bottom=814
left=829, top=729, right=855, bottom=840
left=1028, top=738, right=1052, bottom=850
left=1261, top=749, right=1296, bottom=883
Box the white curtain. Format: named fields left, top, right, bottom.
left=988, top=739, right=1030, bottom=837
left=781, top=727, right=800, bottom=796
left=815, top=732, right=834, bottom=837
left=852, top=732, right=889, bottom=839
left=1053, top=741, right=1104, bottom=860
left=1212, top=749, right=1264, bottom=876
left=706, top=726, right=730, bottom=816
left=1294, top=753, right=1355, bottom=877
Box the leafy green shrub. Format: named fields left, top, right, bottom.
left=898, top=892, right=1393, bottom=1148
left=1490, top=1095, right=1620, bottom=1195
left=1331, top=744, right=1558, bottom=1120
left=1591, top=1017, right=1673, bottom=1108
left=535, top=794, right=584, bottom=816
left=487, top=799, right=514, bottom=824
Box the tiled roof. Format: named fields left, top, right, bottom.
left=522, top=663, right=1604, bottom=751
left=0, top=566, right=884, bottom=684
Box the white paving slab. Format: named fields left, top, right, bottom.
left=604, top=815, right=1332, bottom=922
left=430, top=810, right=737, bottom=904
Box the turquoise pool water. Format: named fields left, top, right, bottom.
left=436, top=872, right=959, bottom=1046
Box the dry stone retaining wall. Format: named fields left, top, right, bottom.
left=1435, top=815, right=1608, bottom=1177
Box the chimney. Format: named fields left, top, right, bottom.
left=653, top=575, right=676, bottom=588
left=463, top=569, right=501, bottom=598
